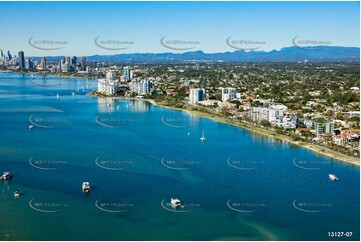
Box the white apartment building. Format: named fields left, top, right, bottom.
left=189, top=88, right=205, bottom=104
left=97, top=71, right=119, bottom=95
left=249, top=104, right=297, bottom=128
left=123, top=67, right=132, bottom=81
left=130, top=79, right=152, bottom=95
left=314, top=121, right=334, bottom=137
left=221, top=87, right=238, bottom=101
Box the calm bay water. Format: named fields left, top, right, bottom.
left=0, top=71, right=359, bottom=241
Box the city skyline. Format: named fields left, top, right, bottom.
left=0, top=1, right=359, bottom=56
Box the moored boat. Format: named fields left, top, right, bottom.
left=82, top=182, right=91, bottom=193
left=200, top=129, right=207, bottom=141
left=14, top=190, right=19, bottom=198
left=1, top=172, right=12, bottom=181
left=171, top=197, right=184, bottom=209
left=329, top=174, right=338, bottom=181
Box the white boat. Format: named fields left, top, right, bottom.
left=328, top=174, right=338, bottom=181
left=107, top=103, right=111, bottom=107
left=1, top=172, right=12, bottom=181
left=14, top=190, right=19, bottom=198
left=28, top=125, right=34, bottom=130
left=56, top=94, right=60, bottom=99
left=71, top=92, right=75, bottom=95
left=82, top=182, right=91, bottom=193
left=200, top=129, right=206, bottom=141
left=171, top=197, right=184, bottom=209
left=116, top=105, right=120, bottom=110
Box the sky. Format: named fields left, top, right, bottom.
left=0, top=1, right=359, bottom=56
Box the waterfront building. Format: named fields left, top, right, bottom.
left=18, top=51, right=25, bottom=69
left=7, top=51, right=12, bottom=61
left=25, top=59, right=33, bottom=69
left=315, top=121, right=334, bottom=137
left=40, top=57, right=46, bottom=70
left=249, top=104, right=297, bottom=128
left=189, top=88, right=205, bottom=104
left=80, top=56, right=86, bottom=71
left=123, top=67, right=132, bottom=81
left=130, top=79, right=152, bottom=95
left=333, top=134, right=352, bottom=146
left=221, top=87, right=237, bottom=101
left=97, top=71, right=119, bottom=95
left=250, top=107, right=269, bottom=122
left=66, top=56, right=71, bottom=64
left=71, top=56, right=77, bottom=66
left=61, top=62, right=69, bottom=72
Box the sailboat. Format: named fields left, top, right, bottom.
left=200, top=129, right=206, bottom=141
left=328, top=174, right=338, bottom=181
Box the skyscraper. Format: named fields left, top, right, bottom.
left=18, top=51, right=25, bottom=69
left=0, top=49, right=3, bottom=58
left=25, top=59, right=33, bottom=70
left=7, top=51, right=12, bottom=60
left=80, top=56, right=86, bottom=71
left=123, top=67, right=132, bottom=81
left=71, top=56, right=77, bottom=66
left=40, top=57, right=47, bottom=70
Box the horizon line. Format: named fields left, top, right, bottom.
left=7, top=45, right=359, bottom=58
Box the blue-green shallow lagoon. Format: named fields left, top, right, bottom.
left=0, top=71, right=359, bottom=240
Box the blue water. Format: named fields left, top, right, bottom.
left=0, top=71, right=359, bottom=241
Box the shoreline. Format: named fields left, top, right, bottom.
left=146, top=99, right=360, bottom=166
left=82, top=93, right=360, bottom=166
left=1, top=69, right=96, bottom=80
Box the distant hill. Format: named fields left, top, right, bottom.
left=38, top=46, right=360, bottom=63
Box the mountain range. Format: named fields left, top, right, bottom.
left=39, top=46, right=360, bottom=63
